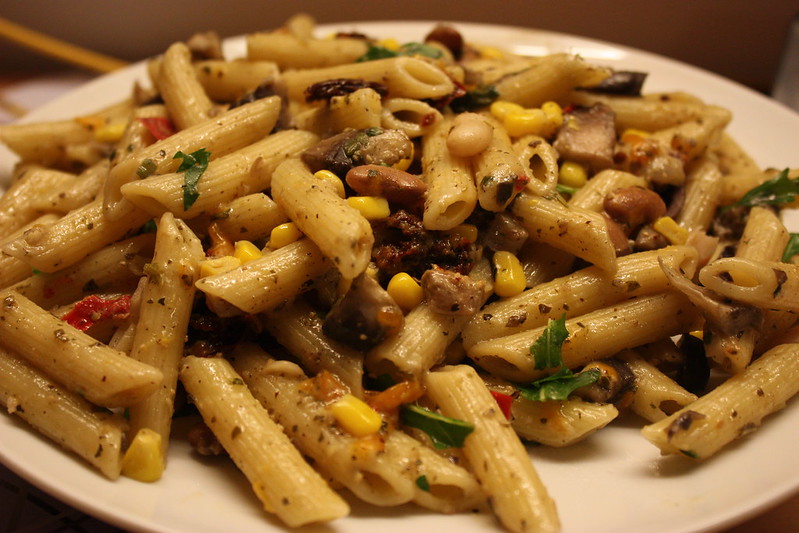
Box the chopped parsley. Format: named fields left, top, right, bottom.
left=721, top=168, right=796, bottom=212
left=400, top=404, right=474, bottom=449
left=782, top=233, right=799, bottom=262
left=515, top=314, right=601, bottom=401
left=415, top=475, right=431, bottom=492
left=356, top=42, right=443, bottom=62
left=449, top=85, right=499, bottom=112
left=174, top=148, right=211, bottom=210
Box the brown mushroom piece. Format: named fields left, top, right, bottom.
left=482, top=212, right=529, bottom=254
left=553, top=103, right=616, bottom=171
left=572, top=358, right=636, bottom=404
left=345, top=164, right=427, bottom=210
left=301, top=127, right=413, bottom=176
left=322, top=272, right=404, bottom=351
left=603, top=186, right=667, bottom=234
left=421, top=267, right=486, bottom=315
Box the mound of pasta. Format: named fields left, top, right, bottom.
left=2, top=13, right=799, bottom=533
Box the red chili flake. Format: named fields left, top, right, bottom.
left=62, top=294, right=131, bottom=331
left=514, top=175, right=531, bottom=192
left=138, top=117, right=176, bottom=140
left=490, top=390, right=514, bottom=420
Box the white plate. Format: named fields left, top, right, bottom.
left=2, top=21, right=799, bottom=533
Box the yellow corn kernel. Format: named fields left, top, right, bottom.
left=76, top=115, right=104, bottom=129
left=620, top=128, right=650, bottom=145
left=558, top=161, right=588, bottom=188
left=94, top=120, right=128, bottom=142
left=268, top=222, right=303, bottom=249
left=478, top=45, right=505, bottom=60
left=377, top=38, right=401, bottom=51
left=313, top=169, right=346, bottom=198
left=330, top=394, right=383, bottom=437
left=504, top=109, right=548, bottom=137
left=447, top=223, right=479, bottom=244
left=541, top=101, right=564, bottom=130
left=490, top=100, right=525, bottom=121
left=233, top=240, right=262, bottom=263
left=391, top=143, right=414, bottom=172
left=653, top=216, right=689, bottom=245
left=199, top=256, right=241, bottom=278
left=689, top=330, right=704, bottom=340
left=347, top=196, right=390, bottom=220
left=492, top=250, right=526, bottom=298
left=121, top=428, right=164, bottom=482
left=387, top=272, right=424, bottom=312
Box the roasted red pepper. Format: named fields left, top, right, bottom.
left=62, top=294, right=131, bottom=331
left=490, top=390, right=514, bottom=420
left=138, top=117, right=176, bottom=140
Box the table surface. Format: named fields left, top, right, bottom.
left=2, top=33, right=799, bottom=530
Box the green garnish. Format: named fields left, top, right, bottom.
left=782, top=233, right=799, bottom=262
left=450, top=85, right=499, bottom=112
left=174, top=148, right=211, bottom=210
left=516, top=314, right=601, bottom=401
left=531, top=314, right=570, bottom=370
left=415, top=475, right=431, bottom=492
left=556, top=183, right=579, bottom=196
left=721, top=168, right=796, bottom=212
left=136, top=158, right=157, bottom=179
left=356, top=42, right=443, bottom=62
left=400, top=404, right=474, bottom=449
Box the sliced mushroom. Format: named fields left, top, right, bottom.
left=302, top=128, right=413, bottom=176
left=345, top=164, right=427, bottom=209
left=322, top=273, right=404, bottom=351
left=482, top=212, right=529, bottom=254
left=553, top=103, right=616, bottom=171
left=573, top=358, right=635, bottom=404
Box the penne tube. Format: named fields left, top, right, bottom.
left=641, top=342, right=799, bottom=459
left=271, top=158, right=373, bottom=279
left=195, top=238, right=330, bottom=316
left=425, top=365, right=560, bottom=533
left=468, top=292, right=699, bottom=382
left=126, top=213, right=204, bottom=459
left=0, top=289, right=163, bottom=407
left=194, top=59, right=280, bottom=102
left=380, top=97, right=442, bottom=138
left=618, top=350, right=698, bottom=423
left=510, top=396, right=618, bottom=447
left=209, top=192, right=288, bottom=243
left=511, top=193, right=618, bottom=272
left=513, top=134, right=559, bottom=197
left=675, top=155, right=724, bottom=232
left=0, top=214, right=60, bottom=289
left=699, top=257, right=799, bottom=311
left=473, top=115, right=528, bottom=212
left=121, top=130, right=319, bottom=218
left=179, top=355, right=349, bottom=526
left=567, top=169, right=648, bottom=212
left=158, top=42, right=216, bottom=129
left=0, top=119, right=95, bottom=168
left=247, top=31, right=368, bottom=69
left=0, top=346, right=126, bottom=479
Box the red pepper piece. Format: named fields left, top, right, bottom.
left=138, top=117, right=176, bottom=140
left=490, top=390, right=514, bottom=420
left=62, top=294, right=132, bottom=331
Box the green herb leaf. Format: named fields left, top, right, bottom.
left=556, top=183, right=579, bottom=196
left=782, top=233, right=799, bottom=262
left=530, top=314, right=569, bottom=370
left=515, top=367, right=601, bottom=401
left=174, top=148, right=211, bottom=210
left=398, top=42, right=443, bottom=59
left=722, top=168, right=796, bottom=212
left=449, top=85, right=499, bottom=112
left=400, top=404, right=474, bottom=449
left=356, top=45, right=398, bottom=62
left=415, top=475, right=431, bottom=492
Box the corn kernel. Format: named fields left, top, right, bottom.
left=689, top=330, right=704, bottom=340
left=330, top=394, right=383, bottom=437
left=76, top=115, right=103, bottom=129
left=504, top=109, right=548, bottom=137
left=121, top=428, right=164, bottom=482
left=347, top=196, right=390, bottom=220
left=94, top=121, right=128, bottom=142
left=653, top=216, right=689, bottom=245
left=558, top=161, right=588, bottom=188
left=387, top=272, right=424, bottom=312
left=391, top=143, right=414, bottom=172
left=478, top=45, right=505, bottom=60
left=490, top=100, right=525, bottom=121
left=541, top=101, right=563, bottom=128
left=620, top=128, right=650, bottom=145
left=377, top=38, right=401, bottom=51
left=313, top=169, right=346, bottom=198
left=268, top=222, right=303, bottom=249
left=492, top=250, right=526, bottom=298
left=447, top=223, right=479, bottom=244
left=199, top=256, right=241, bottom=278
left=233, top=240, right=262, bottom=263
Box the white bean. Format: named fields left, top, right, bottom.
left=446, top=112, right=493, bottom=157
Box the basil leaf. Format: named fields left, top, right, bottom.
left=415, top=475, right=430, bottom=492
left=400, top=404, right=474, bottom=449
left=174, top=148, right=211, bottom=210
left=356, top=45, right=398, bottom=62
left=449, top=85, right=499, bottom=113
left=398, top=42, right=443, bottom=59
left=530, top=314, right=569, bottom=370
left=516, top=367, right=601, bottom=402
left=782, top=233, right=799, bottom=262
left=722, top=168, right=796, bottom=211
